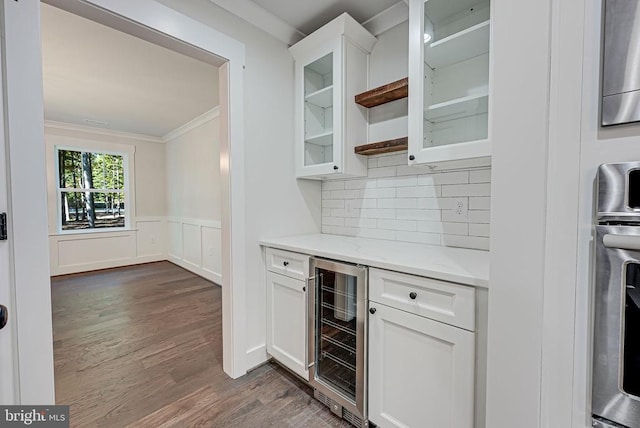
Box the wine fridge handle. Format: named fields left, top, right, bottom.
left=306, top=276, right=315, bottom=371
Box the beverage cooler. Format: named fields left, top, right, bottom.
left=309, top=257, right=368, bottom=427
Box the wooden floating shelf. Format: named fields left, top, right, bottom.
left=355, top=78, right=408, bottom=108
left=354, top=137, right=408, bottom=156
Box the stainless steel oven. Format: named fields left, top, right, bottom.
left=593, top=162, right=640, bottom=428
left=309, top=257, right=368, bottom=427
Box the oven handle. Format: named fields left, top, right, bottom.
left=603, top=233, right=640, bottom=251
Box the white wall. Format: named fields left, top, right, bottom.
left=154, top=0, right=321, bottom=369
left=165, top=108, right=223, bottom=284
left=45, top=122, right=167, bottom=275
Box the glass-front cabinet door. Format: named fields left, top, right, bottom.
left=408, top=0, right=492, bottom=165
left=303, top=51, right=338, bottom=171
left=290, top=14, right=375, bottom=180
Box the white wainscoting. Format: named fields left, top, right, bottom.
left=49, top=216, right=166, bottom=276
left=167, top=217, right=222, bottom=285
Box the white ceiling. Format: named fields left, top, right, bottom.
left=250, top=0, right=402, bottom=35
left=41, top=3, right=219, bottom=138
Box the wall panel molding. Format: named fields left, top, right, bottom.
left=167, top=217, right=223, bottom=284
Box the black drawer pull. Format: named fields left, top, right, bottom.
left=409, top=292, right=417, bottom=300
left=283, top=261, right=289, bottom=267
left=369, top=307, right=377, bottom=315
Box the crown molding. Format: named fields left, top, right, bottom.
left=208, top=0, right=305, bottom=45
left=162, top=106, right=220, bottom=142
left=362, top=1, right=409, bottom=36
left=44, top=120, right=165, bottom=143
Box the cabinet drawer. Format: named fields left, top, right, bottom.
left=265, top=248, right=309, bottom=281
left=369, top=268, right=476, bottom=331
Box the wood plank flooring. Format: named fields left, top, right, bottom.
left=52, top=261, right=351, bottom=427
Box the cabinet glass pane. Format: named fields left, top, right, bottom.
left=422, top=0, right=490, bottom=150
left=304, top=53, right=334, bottom=167
left=314, top=267, right=358, bottom=400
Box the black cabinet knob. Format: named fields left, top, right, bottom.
left=409, top=155, right=415, bottom=161
left=333, top=165, right=339, bottom=170
left=409, top=292, right=417, bottom=300
left=0, top=305, right=7, bottom=330
left=369, top=307, right=377, bottom=314
left=283, top=261, right=289, bottom=266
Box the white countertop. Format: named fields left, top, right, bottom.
left=260, top=234, right=489, bottom=288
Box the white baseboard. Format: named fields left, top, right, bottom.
left=168, top=254, right=222, bottom=285
left=246, top=344, right=268, bottom=371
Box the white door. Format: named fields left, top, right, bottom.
left=0, top=53, right=16, bottom=404
left=368, top=303, right=475, bottom=428
left=0, top=0, right=55, bottom=404
left=266, top=271, right=309, bottom=379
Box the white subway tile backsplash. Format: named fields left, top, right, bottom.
left=367, top=166, right=397, bottom=178
left=361, top=208, right=396, bottom=219
left=323, top=199, right=345, bottom=209
left=442, top=235, right=490, bottom=251
left=378, top=198, right=418, bottom=209
left=469, top=223, right=490, bottom=237
left=418, top=221, right=469, bottom=236
left=323, top=226, right=358, bottom=237
left=395, top=231, right=441, bottom=245
left=397, top=186, right=441, bottom=198
left=397, top=209, right=441, bottom=221
left=361, top=187, right=396, bottom=199
left=345, top=218, right=377, bottom=229
left=358, top=228, right=396, bottom=240
left=377, top=153, right=408, bottom=167
left=441, top=183, right=491, bottom=197
left=322, top=181, right=345, bottom=191
left=418, top=171, right=469, bottom=186
left=397, top=164, right=437, bottom=176
left=320, top=159, right=492, bottom=251
left=323, top=217, right=345, bottom=226
left=377, top=219, right=418, bottom=231
left=469, top=210, right=491, bottom=224
left=330, top=189, right=361, bottom=199
left=344, top=179, right=371, bottom=190
left=377, top=176, right=418, bottom=188
left=470, top=169, right=491, bottom=183
left=346, top=199, right=377, bottom=210
left=469, top=196, right=491, bottom=210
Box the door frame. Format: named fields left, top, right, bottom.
left=2, top=0, right=248, bottom=403
left=45, top=0, right=250, bottom=379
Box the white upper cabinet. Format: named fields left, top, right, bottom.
left=290, top=14, right=376, bottom=179
left=408, top=0, right=492, bottom=165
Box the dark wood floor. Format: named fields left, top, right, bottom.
left=52, top=261, right=351, bottom=427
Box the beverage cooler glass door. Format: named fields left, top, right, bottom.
left=309, top=258, right=367, bottom=419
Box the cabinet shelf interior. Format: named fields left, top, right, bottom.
left=306, top=85, right=333, bottom=108
left=425, top=20, right=490, bottom=69
left=425, top=92, right=488, bottom=123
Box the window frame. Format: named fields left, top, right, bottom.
left=54, top=145, right=132, bottom=234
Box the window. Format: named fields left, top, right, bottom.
left=56, top=148, right=128, bottom=231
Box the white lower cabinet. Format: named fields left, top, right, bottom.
left=266, top=270, right=309, bottom=379
left=368, top=303, right=476, bottom=428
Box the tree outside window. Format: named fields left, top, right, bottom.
left=57, top=148, right=127, bottom=231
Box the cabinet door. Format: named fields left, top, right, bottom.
left=266, top=271, right=309, bottom=379
left=368, top=303, right=475, bottom=428
left=294, top=39, right=343, bottom=178
left=408, top=0, right=492, bottom=165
